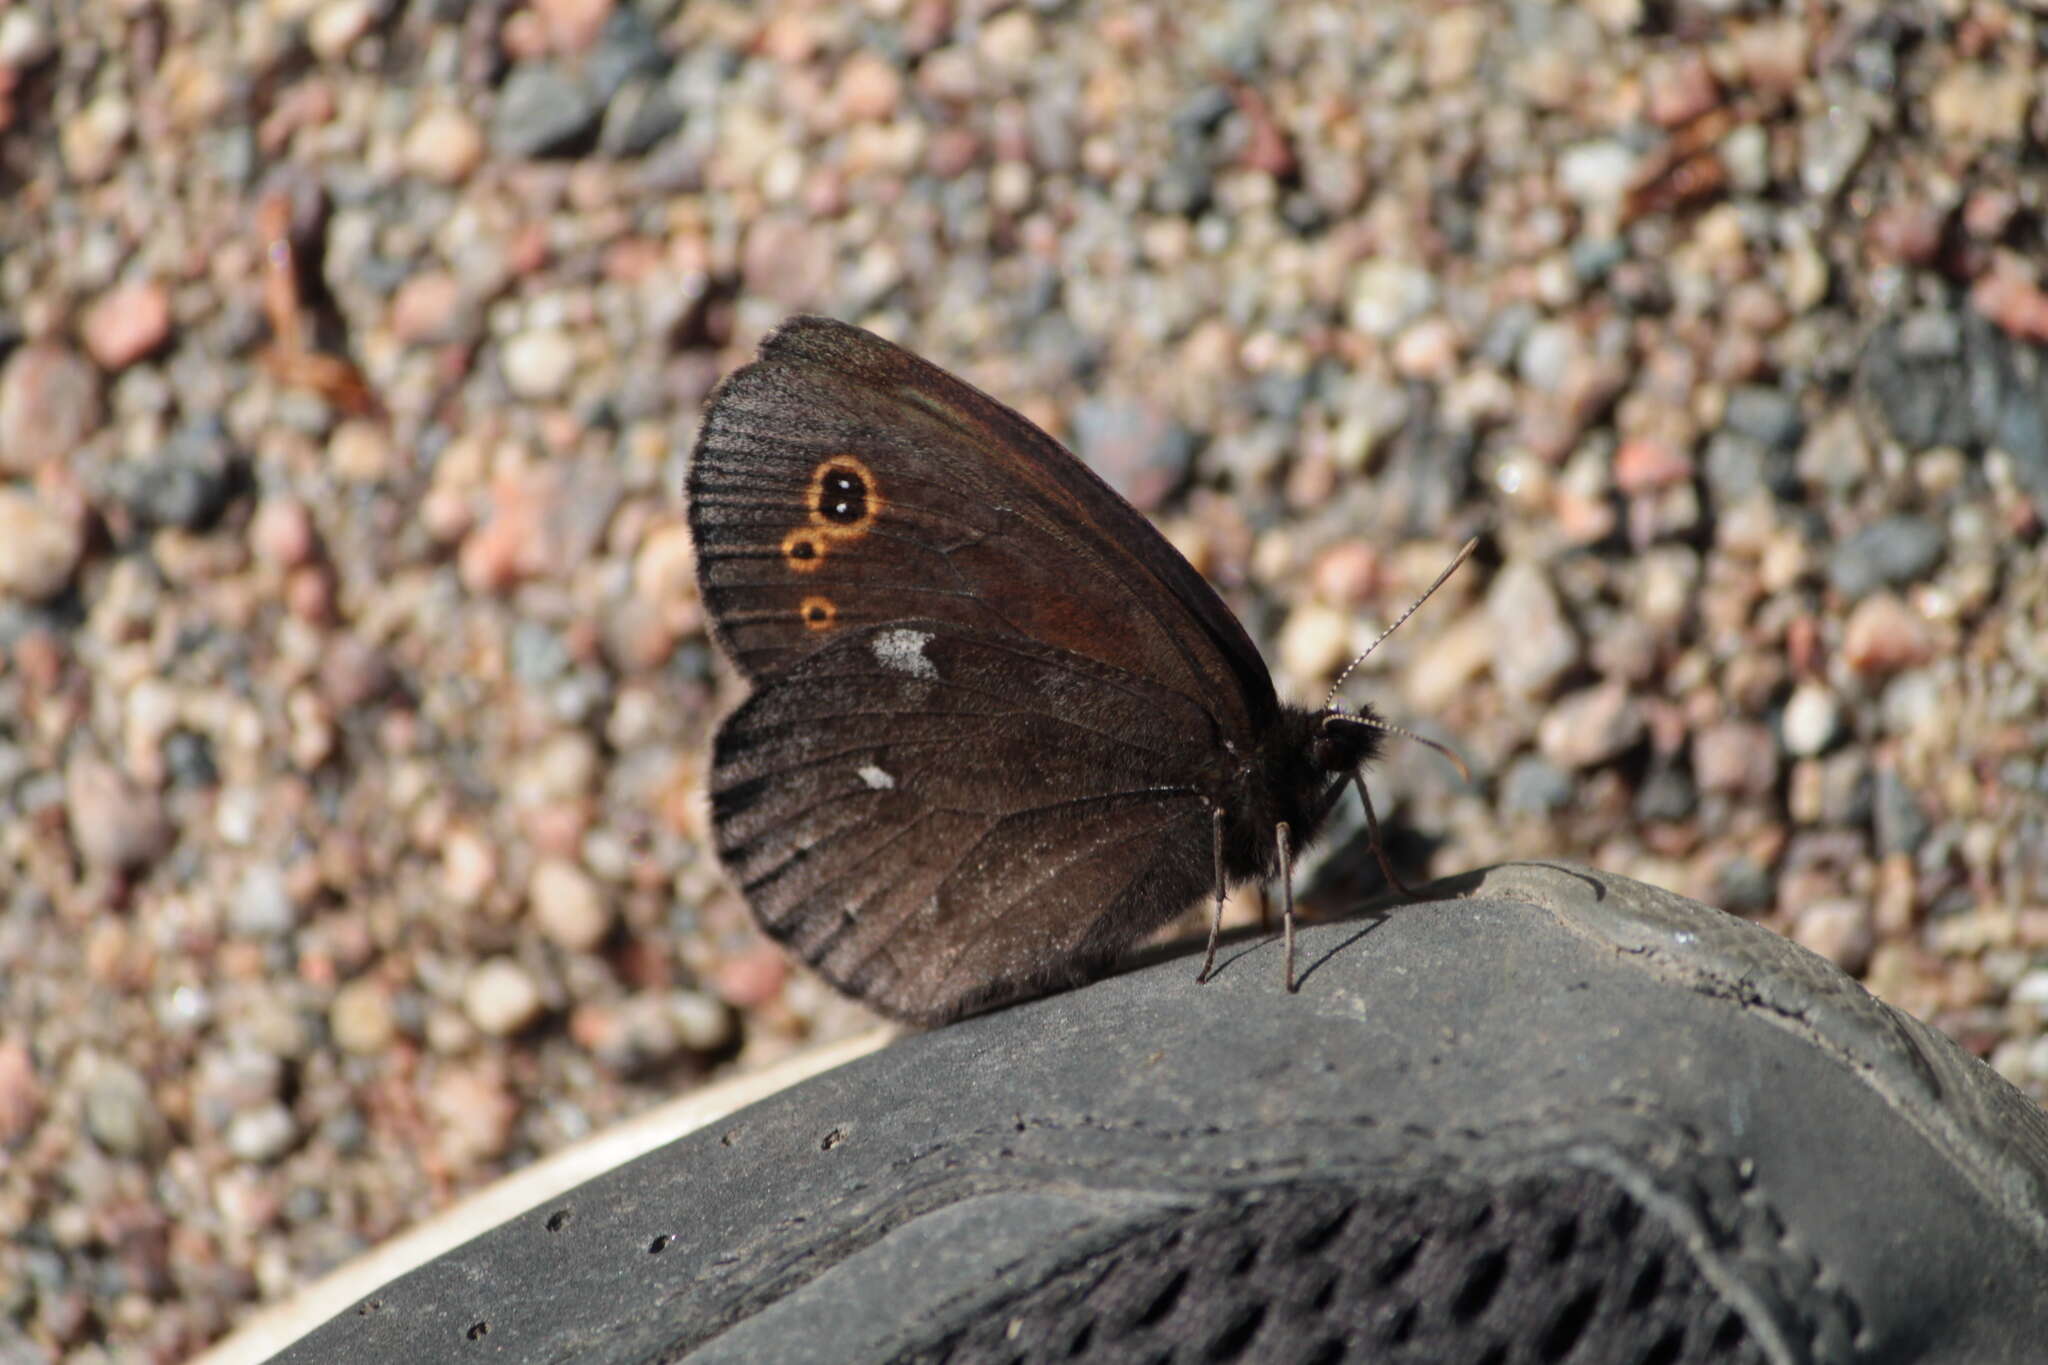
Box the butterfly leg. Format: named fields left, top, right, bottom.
left=1197, top=806, right=1227, bottom=983
left=1353, top=771, right=1415, bottom=898
left=1278, top=822, right=1297, bottom=992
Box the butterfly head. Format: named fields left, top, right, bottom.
left=1313, top=706, right=1386, bottom=776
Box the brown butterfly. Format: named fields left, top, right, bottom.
left=688, top=317, right=1467, bottom=1024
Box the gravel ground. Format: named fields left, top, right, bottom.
left=1, top=0, right=2046, bottom=1359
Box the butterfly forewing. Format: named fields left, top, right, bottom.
left=710, top=621, right=1217, bottom=1023
left=688, top=317, right=1275, bottom=736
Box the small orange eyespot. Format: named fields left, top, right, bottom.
left=781, top=530, right=826, bottom=571
left=800, top=596, right=837, bottom=631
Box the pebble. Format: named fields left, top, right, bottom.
left=390, top=270, right=467, bottom=343
left=1485, top=560, right=1579, bottom=698
left=120, top=423, right=243, bottom=531
left=490, top=63, right=600, bottom=157
left=1537, top=683, right=1644, bottom=770
left=1633, top=760, right=1697, bottom=822
left=0, top=487, right=86, bottom=601
left=1828, top=516, right=1945, bottom=599
left=81, top=1058, right=164, bottom=1158
left=318, top=635, right=395, bottom=710
left=668, top=989, right=735, bottom=1054
left=1556, top=139, right=1634, bottom=210
left=1403, top=610, right=1496, bottom=714
left=1842, top=593, right=1935, bottom=675
left=1723, top=386, right=1804, bottom=451
left=1277, top=603, right=1352, bottom=685
left=1797, top=410, right=1872, bottom=492
left=64, top=756, right=170, bottom=872
left=502, top=327, right=578, bottom=400
left=60, top=91, right=131, bottom=181
left=463, top=958, right=545, bottom=1036
left=1780, top=682, right=1842, bottom=758
left=836, top=52, right=902, bottom=123
left=250, top=496, right=318, bottom=568
left=225, top=1102, right=300, bottom=1163
left=81, top=280, right=173, bottom=370
left=330, top=978, right=396, bottom=1055
left=1793, top=899, right=1875, bottom=976
left=0, top=1040, right=42, bottom=1144
left=0, top=342, right=102, bottom=474
left=1347, top=260, right=1438, bottom=338
left=0, top=8, right=53, bottom=68
left=426, top=1061, right=519, bottom=1169
left=1613, top=438, right=1692, bottom=495
left=530, top=857, right=613, bottom=952
left=1500, top=755, right=1574, bottom=815
left=978, top=9, right=1039, bottom=71
left=441, top=827, right=499, bottom=907
left=1871, top=766, right=1931, bottom=858
left=1692, top=722, right=1779, bottom=798
left=535, top=0, right=614, bottom=54
left=401, top=108, right=485, bottom=183
left=1071, top=395, right=1196, bottom=512
left=1928, top=65, right=2033, bottom=145
left=229, top=865, right=299, bottom=938
left=308, top=0, right=379, bottom=60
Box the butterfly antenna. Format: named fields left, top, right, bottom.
left=1333, top=713, right=1472, bottom=784
left=1321, top=536, right=1479, bottom=709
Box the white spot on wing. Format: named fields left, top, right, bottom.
left=858, top=764, right=895, bottom=790
left=872, top=628, right=937, bottom=679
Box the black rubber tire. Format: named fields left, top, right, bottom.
left=274, top=862, right=2048, bottom=1364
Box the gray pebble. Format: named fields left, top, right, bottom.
left=1873, top=766, right=1930, bottom=857
left=599, top=77, right=683, bottom=158
left=491, top=64, right=601, bottom=158
left=1816, top=750, right=1874, bottom=827
left=1634, top=760, right=1697, bottom=822
left=1828, top=515, right=1945, bottom=598
left=1723, top=386, right=1804, bottom=450
left=585, top=7, right=669, bottom=104
left=1499, top=755, right=1574, bottom=815
left=1715, top=855, right=1774, bottom=914
left=1701, top=432, right=1795, bottom=508
left=115, top=420, right=245, bottom=532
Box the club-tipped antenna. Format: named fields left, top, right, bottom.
left=1326, top=711, right=1472, bottom=784
left=1321, top=536, right=1479, bottom=709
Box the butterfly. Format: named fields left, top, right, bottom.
left=687, top=317, right=1468, bottom=1024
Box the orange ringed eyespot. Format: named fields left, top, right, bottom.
left=806, top=455, right=881, bottom=538
left=800, top=596, right=837, bottom=631
left=782, top=530, right=826, bottom=571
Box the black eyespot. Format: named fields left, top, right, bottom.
left=791, top=538, right=816, bottom=560
left=821, top=468, right=867, bottom=525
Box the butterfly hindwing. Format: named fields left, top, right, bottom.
left=709, top=620, right=1217, bottom=1023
